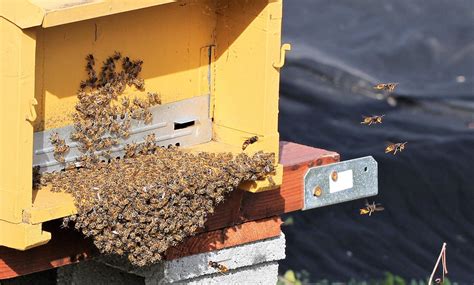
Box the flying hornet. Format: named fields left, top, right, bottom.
left=374, top=83, right=398, bottom=92
left=360, top=200, right=384, bottom=216
left=385, top=142, right=407, bottom=155
left=208, top=261, right=229, bottom=273
left=361, top=115, right=385, bottom=125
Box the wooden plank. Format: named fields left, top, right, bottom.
left=204, top=141, right=339, bottom=230
left=0, top=141, right=339, bottom=279
left=165, top=216, right=282, bottom=260
left=0, top=221, right=97, bottom=280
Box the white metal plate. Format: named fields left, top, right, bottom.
left=33, top=95, right=212, bottom=173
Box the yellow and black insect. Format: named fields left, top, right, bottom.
left=360, top=200, right=384, bottom=216
left=361, top=115, right=385, bottom=125
left=374, top=83, right=398, bottom=92
left=385, top=142, right=407, bottom=155
left=242, top=136, right=258, bottom=150
left=208, top=261, right=229, bottom=273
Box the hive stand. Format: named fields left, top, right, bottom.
left=0, top=142, right=339, bottom=282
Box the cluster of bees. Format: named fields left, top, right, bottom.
left=44, top=146, right=275, bottom=266
left=50, top=132, right=70, bottom=163
left=35, top=53, right=276, bottom=267
left=359, top=82, right=404, bottom=216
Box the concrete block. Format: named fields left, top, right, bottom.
left=57, top=259, right=143, bottom=285
left=173, top=261, right=279, bottom=285
left=162, top=233, right=286, bottom=283
left=60, top=233, right=286, bottom=284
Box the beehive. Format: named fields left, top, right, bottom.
left=0, top=0, right=287, bottom=250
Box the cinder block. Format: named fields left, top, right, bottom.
left=57, top=259, right=143, bottom=285
left=61, top=233, right=286, bottom=284
left=173, top=261, right=279, bottom=285
left=161, top=233, right=286, bottom=283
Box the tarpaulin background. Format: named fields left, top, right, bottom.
left=279, top=0, right=474, bottom=282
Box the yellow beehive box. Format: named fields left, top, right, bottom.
left=0, top=0, right=288, bottom=250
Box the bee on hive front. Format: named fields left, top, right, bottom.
left=267, top=175, right=276, bottom=187
left=360, top=200, right=384, bottom=216
left=242, top=136, right=259, bottom=150
left=385, top=142, right=407, bottom=155
left=373, top=83, right=398, bottom=92
left=208, top=261, right=229, bottom=273
left=361, top=115, right=385, bottom=125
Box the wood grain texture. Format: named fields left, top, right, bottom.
left=0, top=141, right=339, bottom=279
left=165, top=216, right=282, bottom=260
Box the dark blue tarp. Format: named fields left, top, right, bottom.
left=279, top=0, right=474, bottom=282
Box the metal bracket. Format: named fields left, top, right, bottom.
left=303, top=156, right=378, bottom=210
left=26, top=98, right=38, bottom=122
left=273, top=43, right=291, bottom=69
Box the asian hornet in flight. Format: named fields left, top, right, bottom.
left=374, top=83, right=398, bottom=93
left=360, top=200, right=384, bottom=216
left=361, top=115, right=385, bottom=125
left=385, top=142, right=407, bottom=155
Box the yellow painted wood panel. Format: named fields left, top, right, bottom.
left=34, top=1, right=217, bottom=130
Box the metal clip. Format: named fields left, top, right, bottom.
left=273, top=43, right=291, bottom=69
left=25, top=98, right=38, bottom=122
left=303, top=156, right=378, bottom=210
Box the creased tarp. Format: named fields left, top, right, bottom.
left=279, top=0, right=474, bottom=282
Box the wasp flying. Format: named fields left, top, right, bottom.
left=360, top=200, right=384, bottom=216
left=385, top=142, right=407, bottom=155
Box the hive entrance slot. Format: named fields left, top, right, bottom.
left=174, top=120, right=196, bottom=130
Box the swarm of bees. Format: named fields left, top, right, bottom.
left=67, top=52, right=160, bottom=160
left=35, top=53, right=276, bottom=267
left=373, top=82, right=398, bottom=93
left=42, top=145, right=275, bottom=267
left=359, top=200, right=384, bottom=216
left=385, top=142, right=407, bottom=155
left=208, top=261, right=229, bottom=273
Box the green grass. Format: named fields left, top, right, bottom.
left=277, top=270, right=458, bottom=285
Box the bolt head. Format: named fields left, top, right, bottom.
left=313, top=186, right=322, bottom=197
left=331, top=171, right=338, bottom=182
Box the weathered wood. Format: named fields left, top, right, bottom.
left=0, top=141, right=339, bottom=279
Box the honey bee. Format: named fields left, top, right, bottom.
left=122, top=97, right=130, bottom=108
left=208, top=261, right=229, bottom=273
left=124, top=143, right=138, bottom=158
left=361, top=115, right=385, bottom=125
left=50, top=132, right=61, bottom=145
left=65, top=163, right=76, bottom=171
left=85, top=54, right=97, bottom=87
left=267, top=175, right=276, bottom=187
left=385, top=142, right=407, bottom=155
left=147, top=92, right=161, bottom=106
left=242, top=136, right=258, bottom=150
left=132, top=78, right=145, bottom=90
left=374, top=83, right=398, bottom=92
left=112, top=51, right=122, bottom=61
left=360, top=200, right=384, bottom=216
left=143, top=110, right=153, bottom=125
